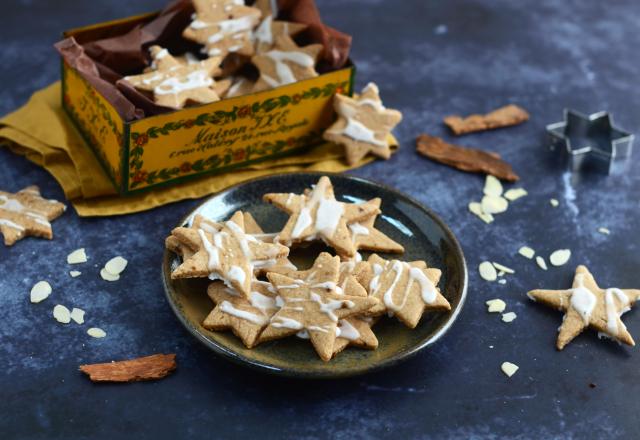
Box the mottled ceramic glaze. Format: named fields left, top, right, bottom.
left=162, top=172, right=467, bottom=378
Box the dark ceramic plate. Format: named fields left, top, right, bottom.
left=162, top=172, right=467, bottom=378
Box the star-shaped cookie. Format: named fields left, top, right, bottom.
left=346, top=198, right=404, bottom=256
left=182, top=0, right=262, bottom=58
left=204, top=279, right=279, bottom=348
left=259, top=252, right=378, bottom=361
left=359, top=254, right=451, bottom=328
left=252, top=35, right=323, bottom=92
left=263, top=176, right=380, bottom=258
left=170, top=211, right=289, bottom=297
left=0, top=186, right=66, bottom=246
left=528, top=265, right=640, bottom=350
left=122, top=45, right=223, bottom=108
left=253, top=15, right=307, bottom=54
left=323, top=82, right=403, bottom=165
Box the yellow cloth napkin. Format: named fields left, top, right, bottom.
left=0, top=82, right=396, bottom=217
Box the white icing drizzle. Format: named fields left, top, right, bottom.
left=336, top=319, right=360, bottom=340
left=310, top=292, right=353, bottom=322
left=220, top=301, right=267, bottom=325
left=348, top=222, right=369, bottom=238
left=312, top=282, right=343, bottom=294
left=154, top=70, right=213, bottom=96
left=296, top=329, right=310, bottom=339
left=308, top=325, right=331, bottom=333
left=342, top=118, right=387, bottom=147
left=262, top=50, right=315, bottom=87
left=198, top=229, right=220, bottom=270
left=604, top=288, right=631, bottom=336
left=254, top=15, right=273, bottom=45
left=272, top=316, right=303, bottom=330
left=226, top=220, right=251, bottom=258
left=228, top=265, right=246, bottom=286
left=338, top=101, right=387, bottom=147
left=0, top=219, right=25, bottom=231
left=291, top=178, right=344, bottom=240
left=376, top=260, right=439, bottom=311
left=0, top=196, right=51, bottom=228
left=570, top=274, right=597, bottom=324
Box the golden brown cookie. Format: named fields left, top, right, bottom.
left=263, top=176, right=380, bottom=258
left=170, top=211, right=289, bottom=297
left=182, top=0, right=262, bottom=59
left=259, top=252, right=378, bottom=361
left=253, top=15, right=307, bottom=54
left=0, top=186, right=66, bottom=246
left=359, top=254, right=450, bottom=328
left=252, top=35, right=323, bottom=92
left=204, top=279, right=279, bottom=348
left=345, top=198, right=404, bottom=257
left=122, top=46, right=223, bottom=109
left=323, top=82, right=403, bottom=165
left=527, top=265, right=640, bottom=350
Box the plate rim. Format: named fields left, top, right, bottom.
left=162, top=171, right=468, bottom=379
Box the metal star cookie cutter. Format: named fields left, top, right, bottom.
left=546, top=109, right=634, bottom=174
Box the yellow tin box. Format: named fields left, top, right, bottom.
left=60, top=13, right=354, bottom=195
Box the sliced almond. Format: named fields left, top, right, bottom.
left=501, top=361, right=519, bottom=377
left=536, top=256, right=548, bottom=270
left=483, top=175, right=503, bottom=197
left=598, top=227, right=610, bottom=235
left=70, top=308, right=85, bottom=324
left=67, top=248, right=88, bottom=264
left=481, top=195, right=508, bottom=214
left=70, top=271, right=82, bottom=278
left=502, top=312, right=517, bottom=323
left=549, top=249, right=571, bottom=267
left=100, top=268, right=120, bottom=282
left=479, top=261, right=498, bottom=281
left=518, top=246, right=535, bottom=259
left=87, top=327, right=106, bottom=338
left=53, top=305, right=71, bottom=324
left=504, top=188, right=528, bottom=201
left=105, top=256, right=128, bottom=276
left=550, top=198, right=559, bottom=207
left=486, top=299, right=506, bottom=313
left=492, top=262, right=515, bottom=274
left=469, top=202, right=494, bottom=224
left=30, top=281, right=52, bottom=303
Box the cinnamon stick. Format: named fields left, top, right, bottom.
left=79, top=353, right=176, bottom=383
left=416, top=134, right=519, bottom=182
left=444, top=104, right=529, bottom=135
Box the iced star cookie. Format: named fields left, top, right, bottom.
left=253, top=15, right=307, bottom=54
left=122, top=46, right=223, bottom=109
left=170, top=211, right=289, bottom=297
left=323, top=83, right=403, bottom=165
left=204, top=279, right=279, bottom=348
left=252, top=35, right=323, bottom=92
left=263, top=176, right=380, bottom=258
left=346, top=198, right=404, bottom=256
left=0, top=186, right=66, bottom=246
left=259, top=253, right=379, bottom=361
left=182, top=0, right=262, bottom=58
left=360, top=254, right=451, bottom=328
left=527, top=265, right=640, bottom=350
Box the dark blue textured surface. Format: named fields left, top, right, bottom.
left=1, top=0, right=639, bottom=438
